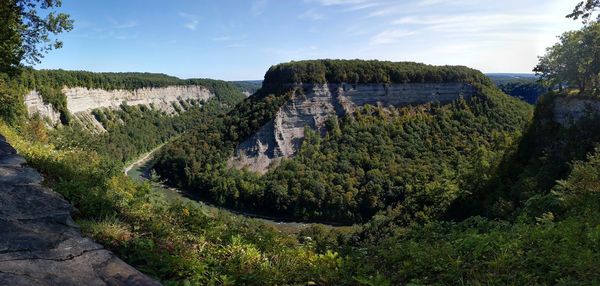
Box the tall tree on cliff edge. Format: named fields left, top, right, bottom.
left=534, top=1, right=600, bottom=95
left=0, top=0, right=73, bottom=75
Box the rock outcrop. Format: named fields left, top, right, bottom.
left=0, top=135, right=160, bottom=286
left=553, top=96, right=600, bottom=126
left=24, top=91, right=61, bottom=125
left=25, top=85, right=214, bottom=132
left=228, top=82, right=475, bottom=174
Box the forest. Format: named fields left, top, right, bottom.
left=13, top=69, right=244, bottom=124
left=488, top=74, right=545, bottom=104
left=262, top=59, right=492, bottom=90
left=1, top=0, right=600, bottom=285
left=154, top=61, right=532, bottom=224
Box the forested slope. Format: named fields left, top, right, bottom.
left=154, top=60, right=533, bottom=224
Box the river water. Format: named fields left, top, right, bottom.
left=124, top=147, right=348, bottom=233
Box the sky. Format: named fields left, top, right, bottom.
left=35, top=0, right=583, bottom=81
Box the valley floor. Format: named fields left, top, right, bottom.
left=125, top=145, right=349, bottom=234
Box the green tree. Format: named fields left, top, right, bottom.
left=534, top=23, right=600, bottom=94
left=568, top=0, right=600, bottom=24
left=0, top=0, right=73, bottom=74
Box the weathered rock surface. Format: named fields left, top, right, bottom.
left=25, top=85, right=215, bottom=132
left=553, top=96, right=600, bottom=126
left=24, top=91, right=61, bottom=125
left=0, top=135, right=161, bottom=286
left=228, top=82, right=475, bottom=174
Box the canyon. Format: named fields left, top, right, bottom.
left=24, top=85, right=215, bottom=132
left=228, top=82, right=475, bottom=174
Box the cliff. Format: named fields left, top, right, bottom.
left=25, top=85, right=214, bottom=132
left=228, top=82, right=475, bottom=173
left=552, top=96, right=600, bottom=125
left=0, top=134, right=160, bottom=285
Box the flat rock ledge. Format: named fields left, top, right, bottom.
left=0, top=134, right=160, bottom=286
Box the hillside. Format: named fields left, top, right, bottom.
left=6, top=70, right=247, bottom=163
left=348, top=92, right=600, bottom=284
left=154, top=60, right=533, bottom=224
left=487, top=73, right=545, bottom=104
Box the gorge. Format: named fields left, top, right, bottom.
left=229, top=82, right=475, bottom=173
left=24, top=85, right=214, bottom=133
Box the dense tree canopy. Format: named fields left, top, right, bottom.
left=262, top=60, right=492, bottom=91
left=154, top=61, right=533, bottom=224
left=0, top=0, right=72, bottom=74
left=534, top=23, right=600, bottom=94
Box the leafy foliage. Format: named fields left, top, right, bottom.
left=262, top=59, right=492, bottom=91
left=14, top=69, right=244, bottom=122
left=0, top=0, right=73, bottom=74
left=488, top=74, right=545, bottom=104
left=567, top=0, right=600, bottom=24
left=0, top=121, right=350, bottom=285
left=534, top=23, right=600, bottom=94
left=155, top=61, right=533, bottom=224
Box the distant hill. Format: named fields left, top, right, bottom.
left=487, top=73, right=545, bottom=104
left=230, top=80, right=262, bottom=95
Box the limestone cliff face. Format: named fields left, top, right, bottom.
left=25, top=85, right=215, bottom=132
left=23, top=91, right=61, bottom=125
left=552, top=96, right=600, bottom=126
left=228, top=82, right=475, bottom=174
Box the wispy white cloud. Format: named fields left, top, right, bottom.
left=308, top=0, right=370, bottom=6
left=392, top=13, right=555, bottom=34
left=185, top=20, right=199, bottom=30
left=305, top=0, right=384, bottom=12
left=179, top=12, right=199, bottom=31
left=251, top=0, right=269, bottom=16
left=370, top=29, right=416, bottom=45
left=344, top=2, right=384, bottom=11
left=299, top=9, right=326, bottom=20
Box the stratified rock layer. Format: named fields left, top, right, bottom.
left=228, top=82, right=475, bottom=174
left=24, top=85, right=215, bottom=132
left=552, top=96, right=600, bottom=126
left=24, top=91, right=61, bottom=125
left=0, top=135, right=160, bottom=286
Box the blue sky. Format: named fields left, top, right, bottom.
left=36, top=0, right=582, bottom=80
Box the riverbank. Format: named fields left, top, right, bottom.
left=124, top=143, right=352, bottom=233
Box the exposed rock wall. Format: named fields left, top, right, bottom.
left=228, top=83, right=475, bottom=174
left=23, top=91, right=61, bottom=126
left=24, top=85, right=215, bottom=132
left=553, top=97, right=600, bottom=126
left=0, top=135, right=160, bottom=286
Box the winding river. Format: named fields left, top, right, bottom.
left=124, top=146, right=347, bottom=233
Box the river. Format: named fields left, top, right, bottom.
left=124, top=146, right=349, bottom=233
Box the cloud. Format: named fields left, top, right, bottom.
left=179, top=12, right=199, bottom=31
left=251, top=0, right=269, bottom=16
left=305, top=0, right=383, bottom=12
left=391, top=13, right=555, bottom=34
left=370, top=29, right=416, bottom=45
left=299, top=9, right=325, bottom=20
left=308, top=0, right=371, bottom=5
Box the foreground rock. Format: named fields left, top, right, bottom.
left=0, top=135, right=160, bottom=286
